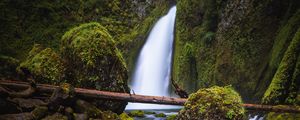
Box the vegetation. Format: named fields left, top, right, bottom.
left=1, top=0, right=300, bottom=119
left=167, top=114, right=177, bottom=120
left=263, top=28, right=300, bottom=104
left=18, top=45, right=65, bottom=84
left=128, top=110, right=145, bottom=117
left=173, top=0, right=300, bottom=103
left=119, top=113, right=134, bottom=120
left=176, top=86, right=245, bottom=120
left=155, top=113, right=166, bottom=117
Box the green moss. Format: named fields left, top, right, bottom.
left=174, top=0, right=300, bottom=103
left=0, top=0, right=138, bottom=61
left=75, top=99, right=102, bottom=118
left=128, top=110, right=145, bottom=117
left=155, top=113, right=166, bottom=117
left=257, top=10, right=300, bottom=100
left=167, top=114, right=177, bottom=120
left=262, top=28, right=300, bottom=104
left=173, top=0, right=220, bottom=93
left=18, top=45, right=65, bottom=84
left=119, top=112, right=133, bottom=120
left=61, top=22, right=129, bottom=114
left=176, top=86, right=245, bottom=120
left=100, top=110, right=119, bottom=120
left=266, top=112, right=300, bottom=120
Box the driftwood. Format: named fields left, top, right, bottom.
left=0, top=80, right=300, bottom=113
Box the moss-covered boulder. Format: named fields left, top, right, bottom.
left=18, top=44, right=65, bottom=84
left=61, top=22, right=129, bottom=114
left=176, top=86, right=245, bottom=120
left=167, top=114, right=177, bottom=120
left=128, top=110, right=145, bottom=117
left=155, top=113, right=166, bottom=117
left=265, top=112, right=300, bottom=120
left=119, top=113, right=133, bottom=120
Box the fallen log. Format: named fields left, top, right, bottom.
left=1, top=80, right=300, bottom=113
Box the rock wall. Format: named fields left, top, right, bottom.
left=173, top=0, right=300, bottom=102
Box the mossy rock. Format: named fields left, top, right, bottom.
left=18, top=44, right=65, bottom=84
left=100, top=110, right=120, bottom=120
left=119, top=113, right=133, bottom=120
left=176, top=86, right=245, bottom=120
left=262, top=28, right=300, bottom=104
left=265, top=112, right=300, bottom=120
left=128, top=110, right=145, bottom=117
left=155, top=113, right=166, bottom=117
left=145, top=111, right=156, bottom=114
left=167, top=114, right=177, bottom=120
left=60, top=22, right=129, bottom=114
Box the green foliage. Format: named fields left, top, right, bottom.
left=0, top=0, right=137, bottom=60
left=119, top=113, right=134, bottom=120
left=128, top=110, right=145, bottom=117
left=263, top=28, right=300, bottom=104
left=176, top=86, right=245, bottom=120
left=18, top=45, right=65, bottom=84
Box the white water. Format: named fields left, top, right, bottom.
left=126, top=6, right=180, bottom=110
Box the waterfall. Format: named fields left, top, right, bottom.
left=126, top=6, right=179, bottom=110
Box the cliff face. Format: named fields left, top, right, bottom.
left=0, top=0, right=174, bottom=79
left=173, top=0, right=300, bottom=102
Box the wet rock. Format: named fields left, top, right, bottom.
left=155, top=113, right=166, bottom=117
left=128, top=110, right=145, bottom=117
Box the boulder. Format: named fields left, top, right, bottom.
left=176, top=86, right=245, bottom=120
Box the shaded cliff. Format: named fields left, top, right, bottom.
left=0, top=0, right=174, bottom=79
left=173, top=0, right=300, bottom=102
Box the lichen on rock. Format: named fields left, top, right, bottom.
left=176, top=86, right=245, bottom=120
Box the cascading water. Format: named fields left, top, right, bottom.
left=126, top=6, right=179, bottom=110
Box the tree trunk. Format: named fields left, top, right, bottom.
left=0, top=80, right=299, bottom=113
